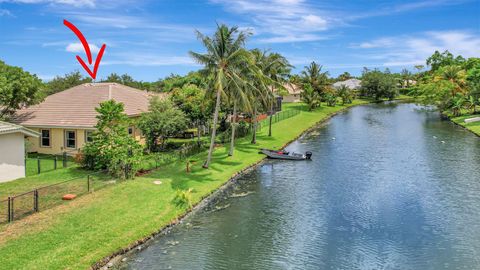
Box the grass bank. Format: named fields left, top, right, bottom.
left=451, top=114, right=480, bottom=136
left=0, top=100, right=367, bottom=269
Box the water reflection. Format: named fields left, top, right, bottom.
left=123, top=103, right=480, bottom=270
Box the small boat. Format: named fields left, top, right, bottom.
left=260, top=149, right=312, bottom=160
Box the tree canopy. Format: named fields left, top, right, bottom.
left=82, top=100, right=143, bottom=179
left=138, top=98, right=188, bottom=151
left=360, top=68, right=398, bottom=101
left=44, top=71, right=92, bottom=96
left=0, top=60, right=44, bottom=119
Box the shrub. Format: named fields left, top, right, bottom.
left=81, top=100, right=142, bottom=179
left=172, top=188, right=194, bottom=209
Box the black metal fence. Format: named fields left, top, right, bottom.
left=139, top=142, right=206, bottom=171
left=0, top=172, right=114, bottom=224
left=25, top=152, right=71, bottom=176
left=258, top=109, right=300, bottom=130
left=1, top=143, right=205, bottom=224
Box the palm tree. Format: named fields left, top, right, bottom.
left=435, top=65, right=467, bottom=97
left=243, top=50, right=273, bottom=144
left=226, top=71, right=251, bottom=156
left=301, top=61, right=329, bottom=101
left=250, top=49, right=291, bottom=137
left=190, top=24, right=251, bottom=168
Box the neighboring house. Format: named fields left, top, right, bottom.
left=399, top=79, right=417, bottom=88
left=278, top=83, right=303, bottom=103
left=12, top=83, right=166, bottom=155
left=0, top=121, right=39, bottom=182
left=333, top=78, right=362, bottom=90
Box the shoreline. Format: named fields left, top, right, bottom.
left=96, top=102, right=366, bottom=269
left=449, top=115, right=480, bottom=138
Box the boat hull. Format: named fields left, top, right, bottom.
left=260, top=149, right=310, bottom=160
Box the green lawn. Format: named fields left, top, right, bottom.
left=0, top=100, right=367, bottom=269
left=451, top=114, right=480, bottom=136
left=0, top=168, right=90, bottom=201
left=25, top=153, right=77, bottom=177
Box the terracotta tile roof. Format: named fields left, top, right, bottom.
left=332, top=79, right=362, bottom=90
left=12, top=83, right=167, bottom=128
left=0, top=121, right=39, bottom=137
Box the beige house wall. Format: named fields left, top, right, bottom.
left=26, top=126, right=145, bottom=155
left=0, top=133, right=26, bottom=182
left=283, top=94, right=301, bottom=103
left=25, top=127, right=89, bottom=155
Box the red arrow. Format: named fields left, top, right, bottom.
left=63, top=19, right=106, bottom=80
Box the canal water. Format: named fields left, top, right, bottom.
left=122, top=102, right=480, bottom=270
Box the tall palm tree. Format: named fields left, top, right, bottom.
left=190, top=24, right=251, bottom=168
left=226, top=72, right=251, bottom=156
left=251, top=49, right=291, bottom=137
left=301, top=61, right=329, bottom=100
left=248, top=50, right=276, bottom=144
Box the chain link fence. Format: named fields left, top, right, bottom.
left=0, top=172, right=115, bottom=224
left=258, top=109, right=300, bottom=130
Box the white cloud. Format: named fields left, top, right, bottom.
left=0, top=8, right=13, bottom=16
left=210, top=0, right=330, bottom=43
left=66, top=42, right=100, bottom=53
left=353, top=38, right=395, bottom=49
left=0, top=0, right=95, bottom=7
left=354, top=30, right=480, bottom=68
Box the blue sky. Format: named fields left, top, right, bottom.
left=0, top=0, right=479, bottom=81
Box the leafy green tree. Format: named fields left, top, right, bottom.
left=44, top=70, right=92, bottom=96
left=190, top=24, right=251, bottom=168
left=102, top=73, right=154, bottom=91
left=82, top=100, right=142, bottom=179
left=360, top=68, right=398, bottom=101
left=159, top=72, right=206, bottom=92
left=337, top=72, right=352, bottom=81
left=138, top=98, right=188, bottom=151
left=170, top=84, right=212, bottom=143
left=466, top=63, right=480, bottom=113
left=427, top=50, right=466, bottom=72
left=0, top=60, right=44, bottom=119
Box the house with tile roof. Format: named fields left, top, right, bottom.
left=275, top=83, right=303, bottom=103
left=332, top=78, right=362, bottom=90
left=12, top=83, right=166, bottom=155
left=0, top=121, right=39, bottom=182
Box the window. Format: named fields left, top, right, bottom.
left=65, top=130, right=76, bottom=149
left=85, top=131, right=94, bottom=143
left=128, top=127, right=134, bottom=136
left=40, top=129, right=50, bottom=147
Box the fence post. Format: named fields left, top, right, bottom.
left=9, top=197, right=14, bottom=222
left=7, top=197, right=11, bottom=223
left=54, top=156, right=57, bottom=170
left=34, top=190, right=39, bottom=212
left=87, top=175, right=91, bottom=193
left=63, top=152, right=67, bottom=168
left=37, top=157, right=41, bottom=174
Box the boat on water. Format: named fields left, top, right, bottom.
left=261, top=149, right=312, bottom=160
